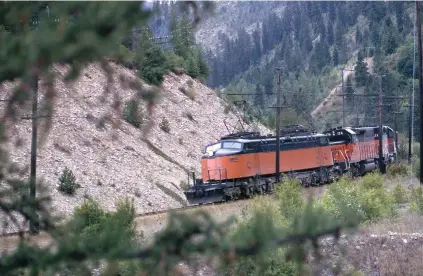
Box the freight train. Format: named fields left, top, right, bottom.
left=184, top=125, right=397, bottom=205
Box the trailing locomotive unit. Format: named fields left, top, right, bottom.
left=352, top=125, right=397, bottom=163
left=323, top=125, right=397, bottom=177
left=184, top=125, right=343, bottom=205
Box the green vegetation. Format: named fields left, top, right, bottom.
left=206, top=2, right=418, bottom=132
left=224, top=172, right=411, bottom=275
left=123, top=99, right=142, bottom=128
left=409, top=186, right=423, bottom=215
left=159, top=117, right=170, bottom=133
left=392, top=184, right=408, bottom=204
left=387, top=163, right=409, bottom=178
left=58, top=167, right=80, bottom=195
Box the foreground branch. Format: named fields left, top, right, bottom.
left=0, top=224, right=347, bottom=274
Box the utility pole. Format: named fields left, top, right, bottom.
left=394, top=111, right=401, bottom=151
left=29, top=73, right=39, bottom=234
left=409, top=22, right=416, bottom=163
left=417, top=0, right=423, bottom=184
left=275, top=68, right=282, bottom=183
left=409, top=10, right=417, bottom=181
left=340, top=68, right=345, bottom=127
left=337, top=68, right=354, bottom=127
left=378, top=76, right=386, bottom=174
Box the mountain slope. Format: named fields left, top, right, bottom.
left=0, top=62, right=270, bottom=224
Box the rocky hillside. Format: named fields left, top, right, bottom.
left=0, top=63, right=270, bottom=222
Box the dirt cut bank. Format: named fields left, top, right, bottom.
left=0, top=62, right=271, bottom=232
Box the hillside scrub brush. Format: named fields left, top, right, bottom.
left=58, top=167, right=80, bottom=195
left=159, top=117, right=170, bottom=133
left=123, top=99, right=142, bottom=128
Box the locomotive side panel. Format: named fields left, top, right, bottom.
left=258, top=146, right=334, bottom=175
left=201, top=153, right=260, bottom=181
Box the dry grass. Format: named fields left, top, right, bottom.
left=362, top=211, right=423, bottom=235
left=346, top=231, right=423, bottom=276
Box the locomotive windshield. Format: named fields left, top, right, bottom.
left=222, top=141, right=243, bottom=149
left=204, top=141, right=244, bottom=156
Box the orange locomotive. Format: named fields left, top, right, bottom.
left=186, top=125, right=343, bottom=205
left=184, top=125, right=398, bottom=205
left=323, top=125, right=397, bottom=177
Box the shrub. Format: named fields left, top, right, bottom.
left=164, top=50, right=187, bottom=73
left=413, top=156, right=420, bottom=178
left=178, top=86, right=196, bottom=100
left=72, top=199, right=105, bottom=236
left=58, top=167, right=80, bottom=195
left=320, top=178, right=365, bottom=223
left=356, top=173, right=396, bottom=221
left=275, top=179, right=304, bottom=220
left=321, top=173, right=396, bottom=223
left=409, top=186, right=423, bottom=214
left=139, top=46, right=169, bottom=86
left=117, top=44, right=137, bottom=70
left=360, top=172, right=383, bottom=190
left=392, top=184, right=409, bottom=204
left=387, top=163, right=409, bottom=178
left=159, top=117, right=170, bottom=133
left=123, top=99, right=142, bottom=128
left=186, top=86, right=196, bottom=100
left=71, top=198, right=138, bottom=250
left=179, top=180, right=190, bottom=191
left=224, top=197, right=295, bottom=276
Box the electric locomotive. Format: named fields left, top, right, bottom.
left=184, top=124, right=398, bottom=205
left=184, top=125, right=342, bottom=205
left=323, top=125, right=397, bottom=177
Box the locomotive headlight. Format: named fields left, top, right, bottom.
left=208, top=151, right=214, bottom=156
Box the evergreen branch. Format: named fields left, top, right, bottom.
left=0, top=223, right=349, bottom=274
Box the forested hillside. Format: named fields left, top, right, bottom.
left=197, top=1, right=419, bottom=137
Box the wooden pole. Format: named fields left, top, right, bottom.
left=29, top=74, right=39, bottom=234
left=417, top=0, right=423, bottom=184
left=275, top=68, right=281, bottom=183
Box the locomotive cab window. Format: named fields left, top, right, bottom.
left=222, top=141, right=243, bottom=150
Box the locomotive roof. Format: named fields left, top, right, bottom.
left=218, top=132, right=327, bottom=144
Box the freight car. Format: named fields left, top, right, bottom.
left=184, top=125, right=397, bottom=205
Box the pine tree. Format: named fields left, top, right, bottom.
left=254, top=83, right=265, bottom=107
left=252, top=24, right=262, bottom=62
left=381, top=24, right=398, bottom=55
left=299, top=24, right=313, bottom=53
left=332, top=47, right=339, bottom=66
left=355, top=27, right=362, bottom=44
left=169, top=6, right=178, bottom=34
left=196, top=48, right=210, bottom=81
left=334, top=19, right=344, bottom=48
left=187, top=53, right=200, bottom=78
left=327, top=21, right=334, bottom=45
left=345, top=75, right=354, bottom=103
left=354, top=50, right=369, bottom=87
left=172, top=14, right=195, bottom=60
